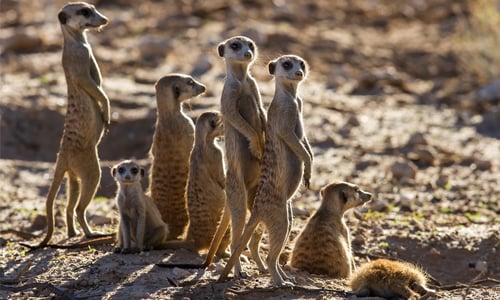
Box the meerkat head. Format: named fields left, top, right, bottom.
left=268, top=55, right=308, bottom=83
left=111, top=160, right=144, bottom=185
left=320, top=182, right=372, bottom=215
left=58, top=2, right=109, bottom=32
left=196, top=111, right=224, bottom=140
left=155, top=74, right=206, bottom=106
left=218, top=36, right=257, bottom=64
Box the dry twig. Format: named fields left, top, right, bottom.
left=19, top=235, right=115, bottom=251
left=0, top=282, right=78, bottom=300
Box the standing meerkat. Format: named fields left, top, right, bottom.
left=350, top=258, right=435, bottom=299
left=218, top=55, right=314, bottom=287
left=112, top=160, right=169, bottom=254
left=290, top=182, right=372, bottom=278
left=204, top=36, right=267, bottom=275
left=37, top=2, right=110, bottom=246
left=149, top=74, right=206, bottom=240
left=161, top=111, right=230, bottom=257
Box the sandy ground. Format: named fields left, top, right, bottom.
left=1, top=1, right=499, bottom=299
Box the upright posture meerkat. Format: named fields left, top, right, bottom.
left=149, top=74, right=206, bottom=240
left=37, top=2, right=110, bottom=246
left=112, top=160, right=169, bottom=253
left=219, top=55, right=314, bottom=287
left=161, top=111, right=230, bottom=256
left=290, top=182, right=372, bottom=278
left=204, top=36, right=267, bottom=275
left=350, top=258, right=435, bottom=299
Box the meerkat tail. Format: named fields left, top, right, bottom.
left=39, top=157, right=68, bottom=246
left=218, top=215, right=260, bottom=281
left=202, top=206, right=231, bottom=267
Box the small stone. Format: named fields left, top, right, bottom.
left=172, top=267, right=191, bottom=278
left=369, top=199, right=389, bottom=212
left=407, top=145, right=436, bottom=166
left=473, top=159, right=492, bottom=171
left=391, top=160, right=417, bottom=180
left=190, top=55, right=213, bottom=77
left=406, top=132, right=427, bottom=147
left=5, top=32, right=43, bottom=53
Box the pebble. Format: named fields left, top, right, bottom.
left=391, top=160, right=417, bottom=180
left=5, top=32, right=43, bottom=53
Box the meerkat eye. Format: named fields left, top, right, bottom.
left=282, top=61, right=292, bottom=70
left=187, top=79, right=194, bottom=86
left=230, top=42, right=241, bottom=50
left=117, top=167, right=125, bottom=174
left=79, top=8, right=92, bottom=17
left=300, top=61, right=306, bottom=70
left=248, top=43, right=255, bottom=52
left=130, top=167, right=139, bottom=175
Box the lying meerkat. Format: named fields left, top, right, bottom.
left=112, top=160, right=169, bottom=254
left=37, top=2, right=110, bottom=246
left=161, top=111, right=230, bottom=256
left=149, top=74, right=206, bottom=240
left=218, top=54, right=314, bottom=287
left=290, top=182, right=372, bottom=278
left=205, top=36, right=267, bottom=275
left=350, top=258, right=436, bottom=299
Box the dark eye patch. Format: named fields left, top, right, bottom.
left=248, top=42, right=255, bottom=52
left=282, top=61, right=292, bottom=70
left=187, top=79, right=194, bottom=86
left=300, top=61, right=306, bottom=71
left=230, top=42, right=241, bottom=50
left=78, top=8, right=92, bottom=17
left=341, top=190, right=348, bottom=203
left=131, top=167, right=139, bottom=175
left=118, top=167, right=125, bottom=174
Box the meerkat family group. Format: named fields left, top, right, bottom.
left=34, top=2, right=436, bottom=298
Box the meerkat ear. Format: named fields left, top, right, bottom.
left=217, top=44, right=225, bottom=57
left=268, top=61, right=276, bottom=75
left=320, top=187, right=324, bottom=198
left=58, top=11, right=68, bottom=24
left=140, top=168, right=145, bottom=178
left=210, top=118, right=217, bottom=129
left=111, top=166, right=116, bottom=177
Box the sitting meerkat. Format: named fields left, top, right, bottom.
left=38, top=2, right=110, bottom=246
left=149, top=74, right=206, bottom=240
left=162, top=111, right=231, bottom=257
left=350, top=258, right=436, bottom=299
left=112, top=160, right=169, bottom=254
left=218, top=54, right=314, bottom=287
left=290, top=182, right=372, bottom=278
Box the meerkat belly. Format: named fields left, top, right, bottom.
left=62, top=93, right=103, bottom=149
left=238, top=93, right=264, bottom=133
left=275, top=138, right=303, bottom=197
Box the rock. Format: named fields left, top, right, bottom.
left=369, top=199, right=389, bottom=212
left=407, top=145, right=437, bottom=166
left=473, top=159, right=492, bottom=171
left=190, top=55, right=213, bottom=77
left=30, top=214, right=47, bottom=231
left=90, top=214, right=111, bottom=226
left=477, top=80, right=500, bottom=102
left=406, top=132, right=427, bottom=147
left=5, top=32, right=44, bottom=53
left=138, top=35, right=171, bottom=59
left=391, top=159, right=417, bottom=181
left=172, top=267, right=191, bottom=279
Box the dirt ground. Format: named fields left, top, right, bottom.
left=1, top=0, right=499, bottom=299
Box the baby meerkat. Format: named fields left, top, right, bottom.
left=149, top=74, right=206, bottom=240
left=208, top=36, right=267, bottom=276
left=218, top=54, right=314, bottom=287
left=162, top=111, right=230, bottom=256
left=38, top=2, right=110, bottom=246
left=350, top=258, right=436, bottom=299
left=290, top=182, right=372, bottom=278
left=112, top=160, right=169, bottom=254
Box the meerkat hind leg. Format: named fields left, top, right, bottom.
left=65, top=175, right=80, bottom=237
left=75, top=153, right=103, bottom=237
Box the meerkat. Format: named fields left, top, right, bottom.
left=149, top=74, right=206, bottom=240
left=161, top=111, right=231, bottom=257
left=36, top=2, right=110, bottom=246
left=206, top=36, right=268, bottom=275
left=112, top=160, right=169, bottom=253
left=350, top=258, right=436, bottom=299
left=218, top=55, right=314, bottom=287
left=290, top=182, right=372, bottom=278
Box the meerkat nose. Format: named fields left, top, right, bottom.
left=296, top=71, right=304, bottom=78
left=244, top=51, right=252, bottom=59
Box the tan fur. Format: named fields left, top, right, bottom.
left=112, top=160, right=169, bottom=253
left=149, top=74, right=206, bottom=240
left=218, top=55, right=314, bottom=287
left=37, top=2, right=110, bottom=246
left=205, top=36, right=267, bottom=275
left=350, top=258, right=435, bottom=299
left=163, top=112, right=230, bottom=257
left=290, top=182, right=372, bottom=278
